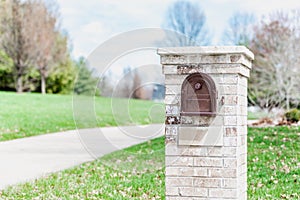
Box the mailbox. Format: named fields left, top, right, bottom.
left=181, top=73, right=217, bottom=116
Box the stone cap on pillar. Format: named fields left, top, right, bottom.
left=157, top=46, right=254, bottom=77
left=157, top=46, right=254, bottom=60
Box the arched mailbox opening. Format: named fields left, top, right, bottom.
left=181, top=73, right=217, bottom=116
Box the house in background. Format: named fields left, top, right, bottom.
left=152, top=83, right=165, bottom=101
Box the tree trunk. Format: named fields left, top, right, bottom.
left=41, top=74, right=46, bottom=94
left=286, top=94, right=290, bottom=110
left=16, top=75, right=23, bottom=93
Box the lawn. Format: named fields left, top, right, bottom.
left=0, top=91, right=270, bottom=141
left=0, top=91, right=164, bottom=141
left=1, top=126, right=299, bottom=199
left=248, top=111, right=268, bottom=120
left=248, top=126, right=300, bottom=199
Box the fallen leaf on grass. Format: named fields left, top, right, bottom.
left=280, top=144, right=286, bottom=149
left=270, top=165, right=276, bottom=170
left=281, top=194, right=287, bottom=199
left=280, top=165, right=290, bottom=174
left=269, top=146, right=274, bottom=150
left=282, top=137, right=290, bottom=142
left=257, top=182, right=264, bottom=188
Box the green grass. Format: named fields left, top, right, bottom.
left=248, top=126, right=300, bottom=199
left=0, top=91, right=164, bottom=141
left=1, top=126, right=299, bottom=199
left=248, top=111, right=268, bottom=120
left=0, top=91, right=273, bottom=141
left=0, top=137, right=165, bottom=200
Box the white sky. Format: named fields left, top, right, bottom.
left=56, top=0, right=300, bottom=59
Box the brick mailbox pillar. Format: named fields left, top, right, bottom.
left=157, top=46, right=254, bottom=199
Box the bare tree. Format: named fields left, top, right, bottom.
left=131, top=68, right=154, bottom=100
left=103, top=66, right=158, bottom=100
left=0, top=0, right=37, bottom=92
left=27, top=0, right=66, bottom=94
left=98, top=70, right=114, bottom=97
left=132, top=69, right=142, bottom=99
left=162, top=0, right=210, bottom=46
left=118, top=66, right=134, bottom=98
left=222, top=12, right=256, bottom=46
left=0, top=0, right=66, bottom=93
left=249, top=10, right=300, bottom=110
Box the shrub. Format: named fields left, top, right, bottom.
left=284, top=109, right=300, bottom=122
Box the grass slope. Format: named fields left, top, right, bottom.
left=0, top=91, right=264, bottom=142
left=1, top=126, right=299, bottom=199
left=0, top=92, right=164, bottom=141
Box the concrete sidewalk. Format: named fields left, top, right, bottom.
left=0, top=124, right=164, bottom=190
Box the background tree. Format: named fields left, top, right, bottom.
left=162, top=0, right=211, bottom=46
left=0, top=0, right=68, bottom=93
left=32, top=0, right=65, bottom=94
left=222, top=12, right=256, bottom=46
left=116, top=66, right=134, bottom=98
left=73, top=57, right=98, bottom=95
left=0, top=50, right=14, bottom=90
left=46, top=55, right=75, bottom=94
left=100, top=66, right=158, bottom=100
left=0, top=0, right=37, bottom=92
left=249, top=10, right=300, bottom=110
left=98, top=70, right=114, bottom=97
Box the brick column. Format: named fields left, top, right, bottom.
left=157, top=46, right=254, bottom=199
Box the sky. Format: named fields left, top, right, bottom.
left=56, top=0, right=300, bottom=59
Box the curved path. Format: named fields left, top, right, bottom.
left=0, top=124, right=164, bottom=190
